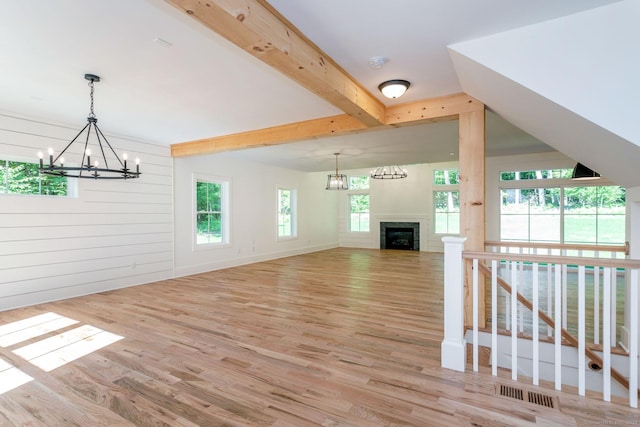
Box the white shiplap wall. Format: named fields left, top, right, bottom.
left=0, top=112, right=173, bottom=311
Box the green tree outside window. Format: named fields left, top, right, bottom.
left=196, top=181, right=223, bottom=244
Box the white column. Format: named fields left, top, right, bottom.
left=441, top=236, right=468, bottom=372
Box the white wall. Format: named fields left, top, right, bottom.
left=173, top=153, right=338, bottom=277
left=0, top=112, right=173, bottom=311
left=338, top=162, right=455, bottom=252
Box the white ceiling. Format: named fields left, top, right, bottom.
left=0, top=0, right=621, bottom=172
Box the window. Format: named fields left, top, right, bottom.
left=349, top=176, right=369, bottom=190
left=499, top=169, right=625, bottom=245
left=195, top=177, right=229, bottom=246
left=348, top=176, right=369, bottom=232
left=0, top=159, right=68, bottom=196
left=434, top=169, right=459, bottom=185
left=434, top=191, right=460, bottom=234
left=500, top=187, right=560, bottom=242
left=564, top=186, right=625, bottom=244
left=500, top=168, right=572, bottom=181
left=349, top=194, right=370, bottom=232
left=277, top=188, right=296, bottom=238
left=433, top=168, right=459, bottom=234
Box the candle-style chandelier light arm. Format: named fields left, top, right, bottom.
left=38, top=73, right=141, bottom=180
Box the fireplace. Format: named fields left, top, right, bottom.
left=380, top=222, right=419, bottom=251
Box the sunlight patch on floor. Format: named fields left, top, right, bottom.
left=0, top=312, right=124, bottom=395
left=0, top=312, right=79, bottom=347
left=0, top=358, right=33, bottom=395
left=12, top=324, right=123, bottom=372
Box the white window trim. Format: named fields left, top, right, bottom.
left=193, top=173, right=231, bottom=251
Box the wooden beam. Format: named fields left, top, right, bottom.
left=163, top=0, right=385, bottom=127
left=458, top=109, right=486, bottom=327
left=385, top=93, right=484, bottom=126
left=171, top=114, right=367, bottom=157
left=171, top=93, right=483, bottom=157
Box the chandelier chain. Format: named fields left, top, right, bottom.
left=88, top=79, right=95, bottom=118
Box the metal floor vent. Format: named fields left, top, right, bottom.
left=498, top=385, right=555, bottom=409
left=499, top=384, right=523, bottom=400
left=528, top=391, right=554, bottom=408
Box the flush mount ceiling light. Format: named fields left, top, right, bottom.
left=571, top=162, right=600, bottom=180
left=38, top=74, right=141, bottom=180
left=326, top=153, right=349, bottom=190
left=378, top=79, right=410, bottom=99
left=370, top=165, right=408, bottom=180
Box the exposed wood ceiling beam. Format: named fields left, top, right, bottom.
left=385, top=93, right=484, bottom=127
left=164, top=0, right=385, bottom=127
left=171, top=115, right=367, bottom=157
left=171, top=93, right=483, bottom=157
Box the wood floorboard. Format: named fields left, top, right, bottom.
left=0, top=248, right=638, bottom=426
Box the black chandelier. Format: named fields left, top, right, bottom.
left=38, top=74, right=141, bottom=179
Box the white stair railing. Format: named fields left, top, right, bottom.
left=442, top=238, right=640, bottom=408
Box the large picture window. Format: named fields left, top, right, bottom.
left=0, top=159, right=68, bottom=196
left=195, top=176, right=229, bottom=246
left=500, top=169, right=625, bottom=245
left=277, top=187, right=297, bottom=238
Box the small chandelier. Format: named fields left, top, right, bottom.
left=38, top=74, right=141, bottom=180
left=378, top=79, right=410, bottom=99
left=371, top=165, right=408, bottom=180
left=326, top=153, right=349, bottom=190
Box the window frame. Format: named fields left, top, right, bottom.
left=277, top=186, right=297, bottom=240
left=193, top=173, right=231, bottom=250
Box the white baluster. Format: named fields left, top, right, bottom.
left=562, top=263, right=568, bottom=329
left=594, top=266, right=600, bottom=346
left=629, top=269, right=638, bottom=409
left=603, top=267, right=611, bottom=402
left=511, top=260, right=518, bottom=381
left=491, top=259, right=498, bottom=377
left=533, top=262, right=539, bottom=386
left=578, top=265, right=586, bottom=396
left=505, top=262, right=511, bottom=331
left=611, top=268, right=617, bottom=347
left=473, top=258, right=479, bottom=372
left=547, top=252, right=553, bottom=338
left=555, top=263, right=562, bottom=390
left=519, top=260, right=524, bottom=333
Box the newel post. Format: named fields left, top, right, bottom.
left=441, top=236, right=467, bottom=372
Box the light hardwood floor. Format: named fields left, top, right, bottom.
left=0, top=248, right=637, bottom=426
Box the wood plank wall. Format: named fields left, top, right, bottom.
left=0, top=112, right=173, bottom=311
